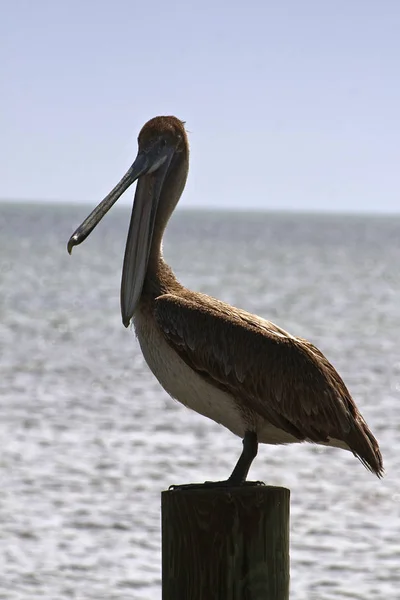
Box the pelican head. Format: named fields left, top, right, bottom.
left=67, top=116, right=189, bottom=327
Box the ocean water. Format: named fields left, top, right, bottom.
left=0, top=202, right=399, bottom=599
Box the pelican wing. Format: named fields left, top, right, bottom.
left=154, top=292, right=383, bottom=475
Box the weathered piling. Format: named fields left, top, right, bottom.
left=162, top=486, right=290, bottom=600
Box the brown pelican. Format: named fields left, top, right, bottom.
left=68, top=115, right=383, bottom=486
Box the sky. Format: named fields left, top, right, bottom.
left=1, top=0, right=399, bottom=212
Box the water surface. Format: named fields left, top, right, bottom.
left=0, top=203, right=399, bottom=599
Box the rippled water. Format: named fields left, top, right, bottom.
left=1, top=202, right=399, bottom=599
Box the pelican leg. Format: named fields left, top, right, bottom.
left=227, top=431, right=258, bottom=485
left=169, top=431, right=264, bottom=490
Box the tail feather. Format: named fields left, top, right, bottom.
left=346, top=416, right=383, bottom=478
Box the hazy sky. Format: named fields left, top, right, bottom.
left=2, top=1, right=399, bottom=211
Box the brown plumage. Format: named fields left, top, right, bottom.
left=154, top=289, right=383, bottom=476
left=68, top=115, right=383, bottom=483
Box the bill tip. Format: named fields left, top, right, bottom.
left=67, top=236, right=77, bottom=255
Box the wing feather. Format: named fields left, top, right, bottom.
left=153, top=292, right=383, bottom=476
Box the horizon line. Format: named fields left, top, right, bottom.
left=0, top=197, right=399, bottom=217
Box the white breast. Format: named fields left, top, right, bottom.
left=133, top=309, right=306, bottom=447
left=134, top=310, right=249, bottom=438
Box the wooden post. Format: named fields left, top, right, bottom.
left=162, top=486, right=290, bottom=600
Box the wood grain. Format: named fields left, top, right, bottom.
left=162, top=486, right=290, bottom=600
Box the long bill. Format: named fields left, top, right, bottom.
left=67, top=143, right=175, bottom=327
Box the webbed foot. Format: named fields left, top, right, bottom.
left=169, top=480, right=265, bottom=491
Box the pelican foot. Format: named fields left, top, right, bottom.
left=169, top=432, right=263, bottom=492
left=168, top=480, right=265, bottom=491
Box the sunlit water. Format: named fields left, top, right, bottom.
left=1, top=202, right=399, bottom=599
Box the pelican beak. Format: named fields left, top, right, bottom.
left=67, top=140, right=174, bottom=327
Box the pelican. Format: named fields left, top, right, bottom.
left=68, top=116, right=383, bottom=486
